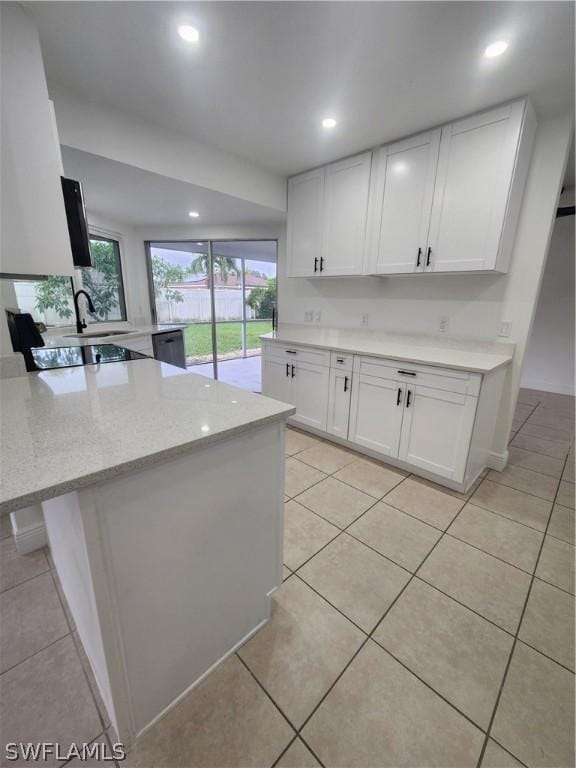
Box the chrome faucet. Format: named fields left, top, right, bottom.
left=73, top=289, right=95, bottom=333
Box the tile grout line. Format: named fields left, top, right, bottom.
left=292, top=572, right=493, bottom=735
left=0, top=563, right=52, bottom=596
left=0, top=630, right=71, bottom=678
left=287, top=456, right=568, bottom=639
left=290, top=479, right=480, bottom=740
left=474, top=446, right=573, bottom=768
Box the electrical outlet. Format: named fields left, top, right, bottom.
left=499, top=321, right=512, bottom=338
left=304, top=310, right=313, bottom=323
left=439, top=316, right=449, bottom=333
left=313, top=311, right=322, bottom=324
left=361, top=313, right=370, bottom=326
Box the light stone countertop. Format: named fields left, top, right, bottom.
left=262, top=325, right=514, bottom=374
left=0, top=359, right=294, bottom=514
left=41, top=324, right=186, bottom=348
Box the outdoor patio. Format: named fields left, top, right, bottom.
left=190, top=355, right=262, bottom=392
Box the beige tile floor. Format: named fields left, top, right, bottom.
left=0, top=388, right=574, bottom=767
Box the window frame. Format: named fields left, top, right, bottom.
left=77, top=233, right=128, bottom=324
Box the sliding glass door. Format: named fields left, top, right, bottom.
left=147, top=240, right=277, bottom=390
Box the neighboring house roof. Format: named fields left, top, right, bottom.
left=168, top=273, right=269, bottom=290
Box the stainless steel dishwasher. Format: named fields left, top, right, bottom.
left=152, top=329, right=186, bottom=368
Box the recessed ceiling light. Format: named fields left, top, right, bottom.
left=178, top=25, right=199, bottom=43
left=196, top=241, right=203, bottom=245
left=322, top=117, right=337, bottom=129
left=484, top=40, right=508, bottom=58
left=188, top=211, right=200, bottom=218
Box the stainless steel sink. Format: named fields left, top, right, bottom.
left=63, top=330, right=132, bottom=338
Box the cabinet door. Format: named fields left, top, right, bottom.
left=370, top=130, right=440, bottom=274
left=327, top=369, right=352, bottom=439
left=348, top=374, right=405, bottom=457
left=427, top=101, right=526, bottom=272
left=262, top=357, right=291, bottom=403
left=398, top=385, right=477, bottom=482
left=290, top=361, right=330, bottom=431
left=322, top=152, right=372, bottom=276
left=286, top=168, right=325, bottom=277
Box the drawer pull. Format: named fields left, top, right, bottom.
left=398, top=370, right=416, bottom=376
left=286, top=350, right=297, bottom=354
left=337, top=358, right=345, bottom=364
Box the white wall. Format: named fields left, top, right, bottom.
left=521, top=187, right=575, bottom=395
left=278, top=115, right=573, bottom=453
left=52, top=88, right=287, bottom=213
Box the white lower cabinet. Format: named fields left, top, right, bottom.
left=262, top=357, right=292, bottom=404
left=263, top=354, right=329, bottom=431
left=348, top=374, right=405, bottom=457
left=291, top=361, right=330, bottom=431
left=262, top=342, right=487, bottom=488
left=398, top=385, right=477, bottom=481
left=327, top=368, right=352, bottom=439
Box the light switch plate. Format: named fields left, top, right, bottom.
left=499, top=321, right=512, bottom=337
left=439, top=316, right=449, bottom=333
left=313, top=311, right=322, bottom=324
left=304, top=310, right=313, bottom=322
left=361, top=313, right=370, bottom=326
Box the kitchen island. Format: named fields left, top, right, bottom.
left=0, top=358, right=293, bottom=748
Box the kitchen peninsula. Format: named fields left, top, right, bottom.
left=0, top=358, right=294, bottom=747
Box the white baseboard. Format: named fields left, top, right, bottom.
left=10, top=514, right=48, bottom=554
left=486, top=449, right=509, bottom=471
left=520, top=379, right=575, bottom=396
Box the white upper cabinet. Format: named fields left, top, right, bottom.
left=286, top=153, right=371, bottom=277
left=321, top=153, right=372, bottom=276
left=426, top=101, right=535, bottom=273
left=368, top=130, right=440, bottom=275
left=0, top=4, right=73, bottom=277
left=287, top=98, right=535, bottom=279
left=286, top=168, right=325, bottom=277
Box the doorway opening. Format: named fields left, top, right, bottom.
left=147, top=240, right=277, bottom=391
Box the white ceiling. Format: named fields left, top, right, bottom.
left=61, top=146, right=285, bottom=228
left=30, top=1, right=574, bottom=176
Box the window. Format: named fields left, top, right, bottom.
left=11, top=235, right=126, bottom=327
left=13, top=276, right=75, bottom=328
left=80, top=236, right=127, bottom=323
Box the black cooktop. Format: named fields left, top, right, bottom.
left=31, top=344, right=149, bottom=371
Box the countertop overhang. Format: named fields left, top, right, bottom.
left=41, top=324, right=185, bottom=348
left=261, top=326, right=514, bottom=374
left=0, top=359, right=294, bottom=514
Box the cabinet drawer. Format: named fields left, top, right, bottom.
left=330, top=351, right=354, bottom=371
left=262, top=342, right=330, bottom=368
left=354, top=356, right=481, bottom=397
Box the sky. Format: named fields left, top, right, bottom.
left=150, top=245, right=277, bottom=277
